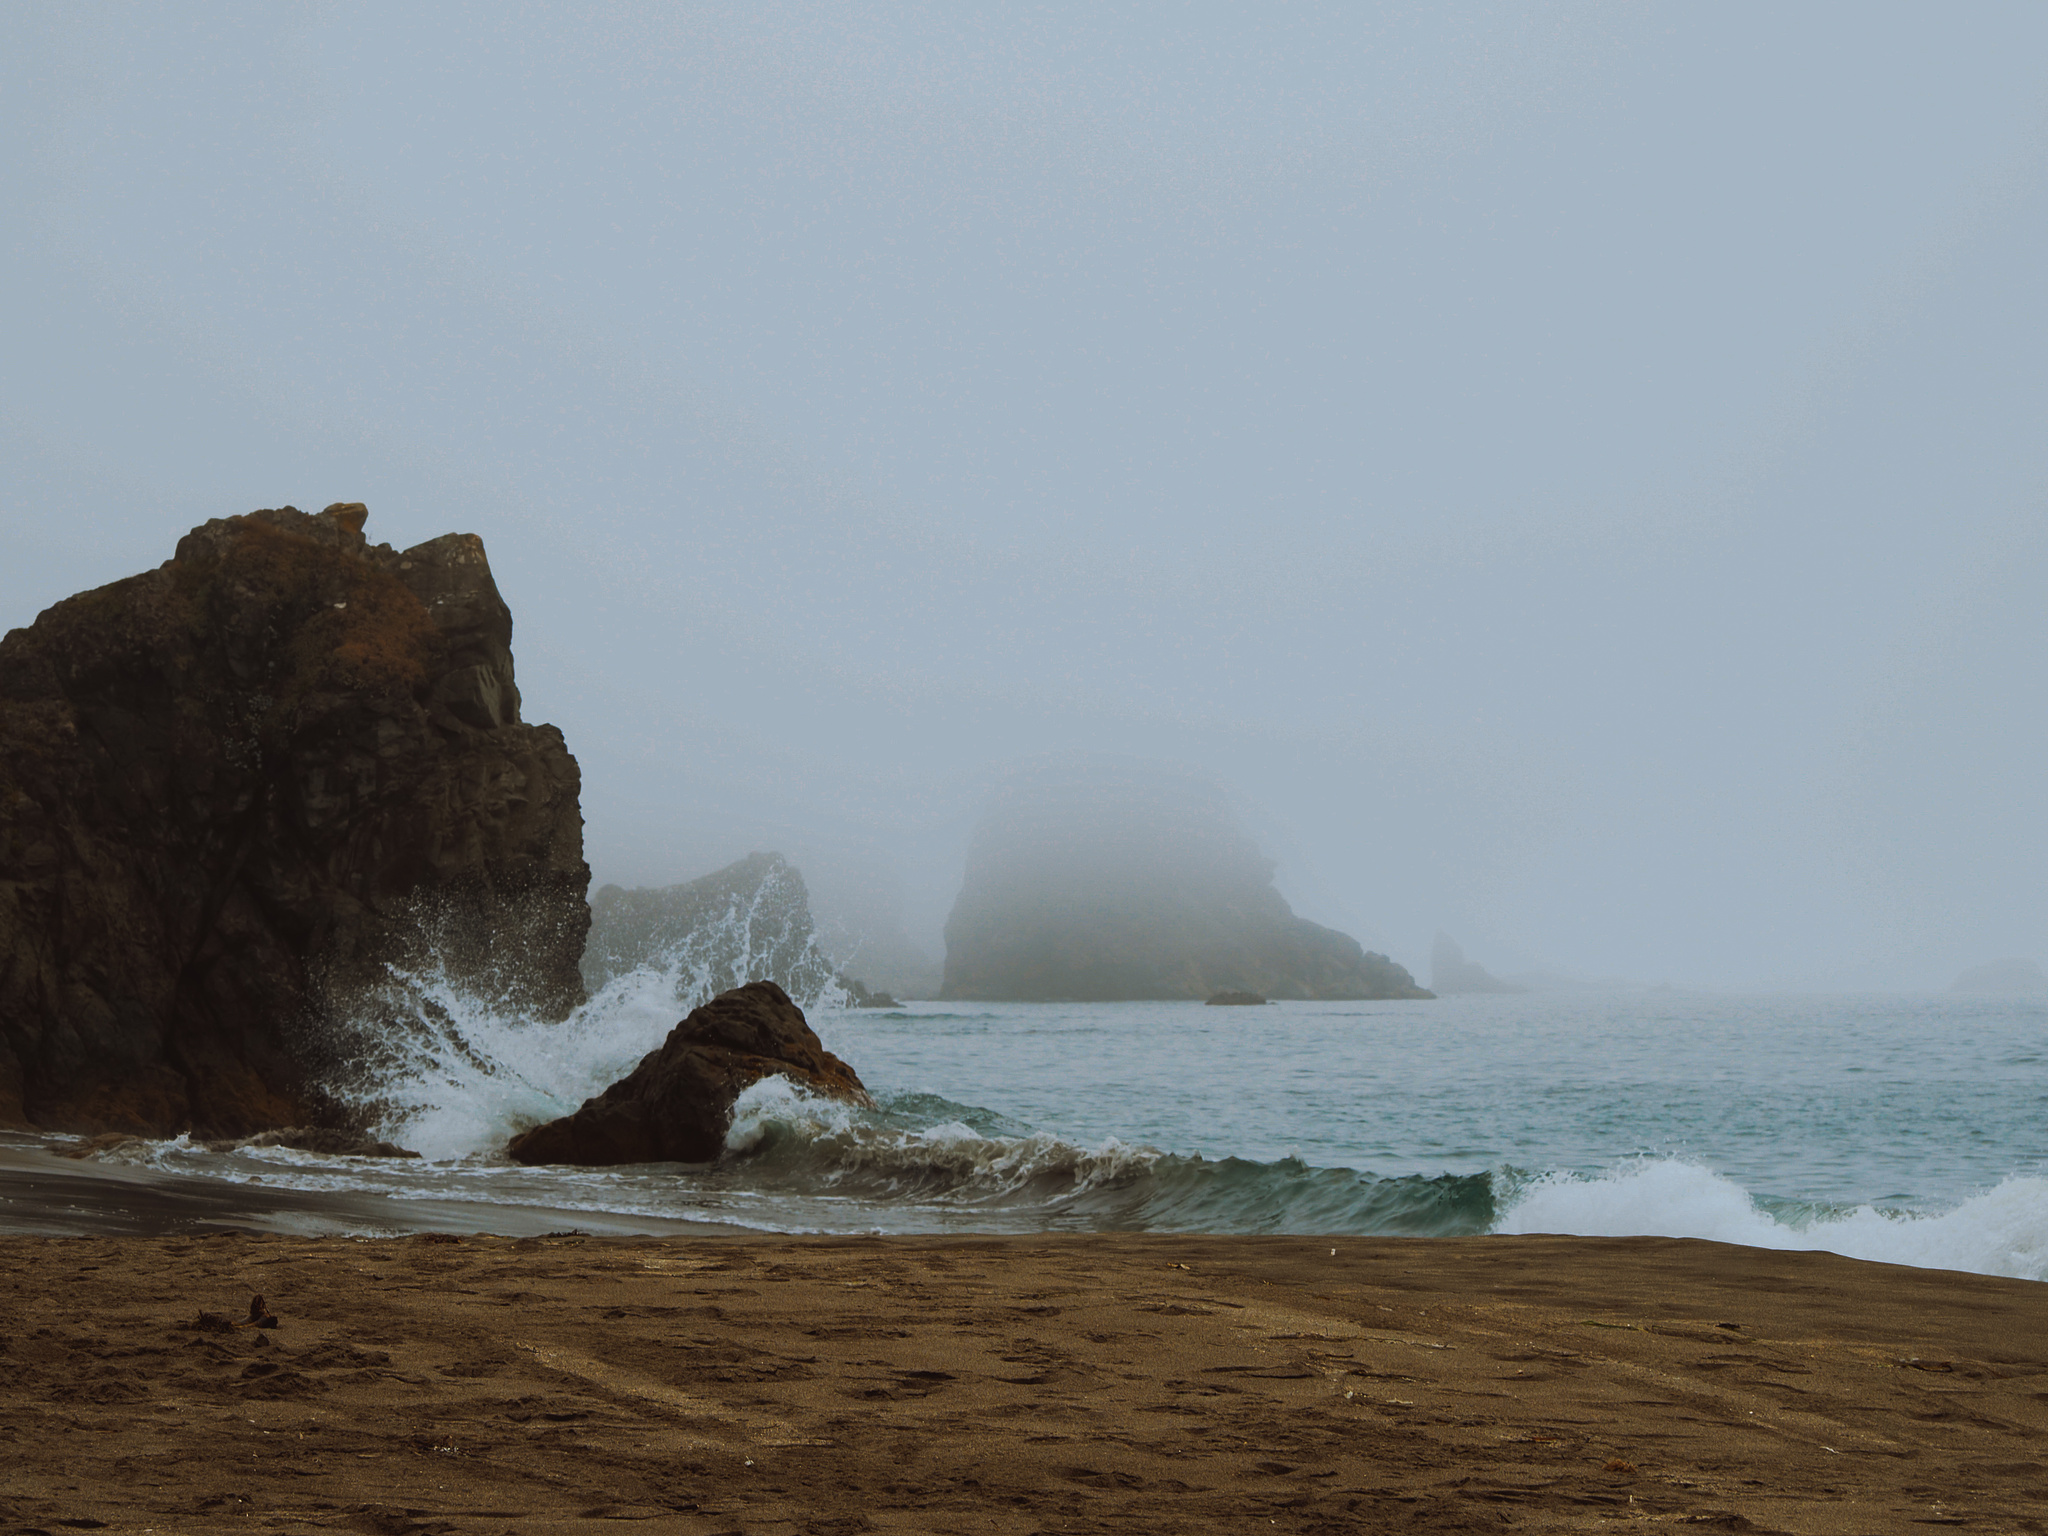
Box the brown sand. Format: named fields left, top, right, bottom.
left=1, top=1232, right=2044, bottom=1534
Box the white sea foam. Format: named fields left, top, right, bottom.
left=1495, top=1158, right=2048, bottom=1281
left=327, top=963, right=669, bottom=1160
left=714, top=1075, right=1164, bottom=1208
left=318, top=886, right=859, bottom=1162
left=724, top=1076, right=865, bottom=1154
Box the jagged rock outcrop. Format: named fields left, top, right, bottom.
left=583, top=850, right=907, bottom=1010
left=940, top=767, right=1432, bottom=1002
left=506, top=980, right=869, bottom=1166
left=1429, top=933, right=1528, bottom=996
left=0, top=503, right=588, bottom=1136
left=581, top=851, right=849, bottom=1008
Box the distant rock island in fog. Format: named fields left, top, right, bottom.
left=939, top=768, right=1431, bottom=1002
left=1949, top=958, right=2048, bottom=994
left=1430, top=933, right=1528, bottom=995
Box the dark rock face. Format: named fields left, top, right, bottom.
left=940, top=768, right=1432, bottom=1002
left=581, top=851, right=840, bottom=1006
left=505, top=980, right=868, bottom=1166
left=0, top=503, right=589, bottom=1135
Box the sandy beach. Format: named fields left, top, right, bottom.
left=2, top=1231, right=2043, bottom=1534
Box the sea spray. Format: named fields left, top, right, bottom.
left=320, top=963, right=666, bottom=1160
left=321, top=888, right=856, bottom=1160
left=581, top=852, right=851, bottom=1012
left=96, top=989, right=2047, bottom=1275
left=1496, top=1157, right=2048, bottom=1281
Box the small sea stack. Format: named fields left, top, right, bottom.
left=844, top=979, right=903, bottom=1008
left=507, top=981, right=870, bottom=1166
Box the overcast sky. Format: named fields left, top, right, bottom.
left=5, top=3, right=2045, bottom=988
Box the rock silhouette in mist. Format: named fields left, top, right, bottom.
left=584, top=851, right=905, bottom=1010
left=0, top=503, right=588, bottom=1135
left=582, top=852, right=840, bottom=1004
left=1949, top=958, right=2048, bottom=994
left=1429, top=933, right=1528, bottom=995
left=940, top=767, right=1432, bottom=1002
left=506, top=980, right=869, bottom=1166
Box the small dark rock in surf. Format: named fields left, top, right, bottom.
left=1205, top=991, right=1269, bottom=1006
left=842, top=977, right=903, bottom=1008
left=506, top=981, right=870, bottom=1167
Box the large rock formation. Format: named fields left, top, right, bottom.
left=940, top=768, right=1432, bottom=1002
left=581, top=852, right=840, bottom=1007
left=0, top=503, right=588, bottom=1136
left=506, top=980, right=868, bottom=1165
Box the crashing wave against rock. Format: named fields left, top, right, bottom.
left=581, top=851, right=856, bottom=1012
left=507, top=980, right=869, bottom=1166
left=0, top=503, right=589, bottom=1136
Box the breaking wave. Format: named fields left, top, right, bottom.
left=41, top=1055, right=2048, bottom=1277
left=320, top=891, right=855, bottom=1161
left=59, top=957, right=2037, bottom=1279
left=717, top=1078, right=1498, bottom=1234
left=689, top=1082, right=2048, bottom=1275
left=1495, top=1157, right=2048, bottom=1281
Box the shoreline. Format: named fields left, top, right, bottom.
left=1, top=1230, right=2042, bottom=1533
left=0, top=1135, right=732, bottom=1240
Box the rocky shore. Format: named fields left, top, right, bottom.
left=0, top=504, right=588, bottom=1137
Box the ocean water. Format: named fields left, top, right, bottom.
left=17, top=968, right=2048, bottom=1282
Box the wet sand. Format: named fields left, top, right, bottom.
left=0, top=1135, right=726, bottom=1240
left=2, top=1231, right=2044, bottom=1533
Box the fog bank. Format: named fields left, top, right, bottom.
left=6, top=4, right=2046, bottom=988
